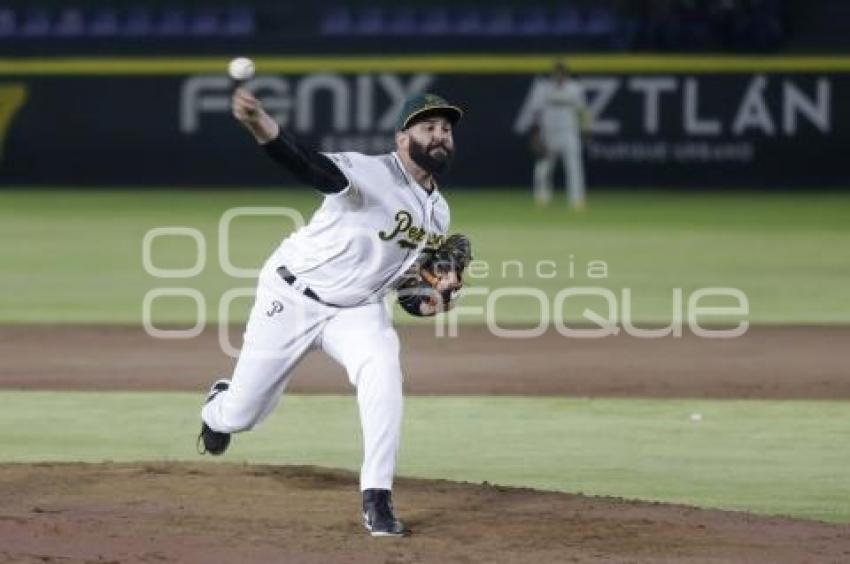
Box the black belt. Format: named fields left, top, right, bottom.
left=276, top=266, right=329, bottom=306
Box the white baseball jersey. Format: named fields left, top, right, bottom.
left=271, top=151, right=450, bottom=307
left=529, top=78, right=587, bottom=140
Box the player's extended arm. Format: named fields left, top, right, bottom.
left=231, top=88, right=347, bottom=194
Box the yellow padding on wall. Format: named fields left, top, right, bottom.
left=0, top=55, right=849, bottom=75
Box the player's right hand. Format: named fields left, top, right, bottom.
left=231, top=88, right=280, bottom=143
left=232, top=88, right=264, bottom=125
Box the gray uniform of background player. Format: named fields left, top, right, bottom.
left=515, top=61, right=588, bottom=209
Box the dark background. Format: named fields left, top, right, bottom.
left=0, top=71, right=842, bottom=188
left=0, top=0, right=847, bottom=188
left=3, top=0, right=848, bottom=55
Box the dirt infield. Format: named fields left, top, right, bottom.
left=2, top=325, right=849, bottom=397
left=1, top=462, right=848, bottom=564
left=3, top=324, right=849, bottom=562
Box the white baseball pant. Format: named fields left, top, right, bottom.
left=202, top=261, right=403, bottom=491
left=533, top=130, right=586, bottom=207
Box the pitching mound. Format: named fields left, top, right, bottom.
left=1, top=463, right=847, bottom=563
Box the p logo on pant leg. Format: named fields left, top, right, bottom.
left=266, top=300, right=284, bottom=317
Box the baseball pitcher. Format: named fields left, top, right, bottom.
left=196, top=89, right=472, bottom=537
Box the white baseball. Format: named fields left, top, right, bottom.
left=689, top=413, right=703, bottom=422
left=228, top=57, right=255, bottom=81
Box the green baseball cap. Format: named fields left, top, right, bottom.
left=395, top=92, right=463, bottom=131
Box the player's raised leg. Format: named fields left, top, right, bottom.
left=199, top=265, right=333, bottom=453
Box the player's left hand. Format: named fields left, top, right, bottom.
left=398, top=234, right=472, bottom=317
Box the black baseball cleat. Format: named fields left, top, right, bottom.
left=362, top=489, right=407, bottom=537
left=196, top=379, right=231, bottom=456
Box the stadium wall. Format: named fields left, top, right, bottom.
left=0, top=55, right=847, bottom=188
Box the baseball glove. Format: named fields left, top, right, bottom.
left=397, top=233, right=473, bottom=317
left=528, top=123, right=547, bottom=158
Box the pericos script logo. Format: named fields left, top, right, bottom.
left=378, top=210, right=444, bottom=250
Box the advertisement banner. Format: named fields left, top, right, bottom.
left=0, top=56, right=846, bottom=187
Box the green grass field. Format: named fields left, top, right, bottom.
left=2, top=391, right=847, bottom=523
left=2, top=189, right=848, bottom=524
left=2, top=189, right=849, bottom=324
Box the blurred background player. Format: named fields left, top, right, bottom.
left=519, top=60, right=589, bottom=210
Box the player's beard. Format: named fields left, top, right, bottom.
left=408, top=138, right=454, bottom=177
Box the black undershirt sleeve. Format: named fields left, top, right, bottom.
left=261, top=130, right=349, bottom=194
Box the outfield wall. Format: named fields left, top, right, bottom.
left=0, top=55, right=847, bottom=188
